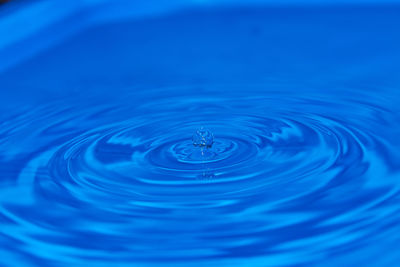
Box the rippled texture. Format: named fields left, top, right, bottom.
left=1, top=3, right=400, bottom=267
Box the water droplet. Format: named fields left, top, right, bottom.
left=192, top=127, right=214, bottom=148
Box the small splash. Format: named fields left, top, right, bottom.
left=192, top=127, right=214, bottom=148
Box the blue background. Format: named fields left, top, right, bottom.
left=0, top=0, right=400, bottom=266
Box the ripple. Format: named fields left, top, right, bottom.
left=1, top=85, right=400, bottom=266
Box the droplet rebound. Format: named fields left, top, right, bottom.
left=192, top=127, right=214, bottom=148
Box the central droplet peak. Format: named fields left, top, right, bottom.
left=192, top=127, right=214, bottom=148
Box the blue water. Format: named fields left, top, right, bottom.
left=1, top=1, right=400, bottom=266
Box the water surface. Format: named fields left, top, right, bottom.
left=0, top=4, right=400, bottom=267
